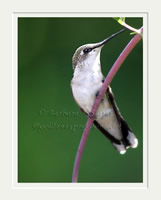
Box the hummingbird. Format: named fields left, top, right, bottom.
left=71, top=29, right=138, bottom=154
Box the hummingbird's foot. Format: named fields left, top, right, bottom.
left=88, top=112, right=96, bottom=119
left=96, top=91, right=104, bottom=102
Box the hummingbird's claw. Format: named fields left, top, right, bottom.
left=88, top=112, right=96, bottom=119
left=96, top=91, right=104, bottom=102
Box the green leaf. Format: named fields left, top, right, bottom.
left=113, top=17, right=120, bottom=21
left=119, top=17, right=125, bottom=22
left=130, top=31, right=137, bottom=35
left=113, top=17, right=125, bottom=25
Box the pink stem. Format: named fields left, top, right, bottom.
left=72, top=27, right=143, bottom=183
left=122, top=23, right=139, bottom=33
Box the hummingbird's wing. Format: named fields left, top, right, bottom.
left=72, top=83, right=138, bottom=154
left=94, top=86, right=138, bottom=154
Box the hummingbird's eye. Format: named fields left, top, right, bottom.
left=83, top=48, right=92, bottom=54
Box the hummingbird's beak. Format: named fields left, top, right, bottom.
left=92, top=28, right=127, bottom=49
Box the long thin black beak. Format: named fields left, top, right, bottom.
left=92, top=28, right=126, bottom=49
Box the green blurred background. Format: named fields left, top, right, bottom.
left=18, top=17, right=143, bottom=182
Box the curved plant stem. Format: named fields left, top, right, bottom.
left=72, top=27, right=143, bottom=183
left=121, top=23, right=142, bottom=36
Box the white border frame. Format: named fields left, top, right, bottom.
left=12, top=12, right=148, bottom=189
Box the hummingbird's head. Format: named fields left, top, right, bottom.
left=72, top=29, right=126, bottom=71
left=72, top=43, right=102, bottom=71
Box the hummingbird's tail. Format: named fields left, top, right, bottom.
left=94, top=120, right=138, bottom=154
left=112, top=130, right=138, bottom=154
left=112, top=116, right=138, bottom=154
